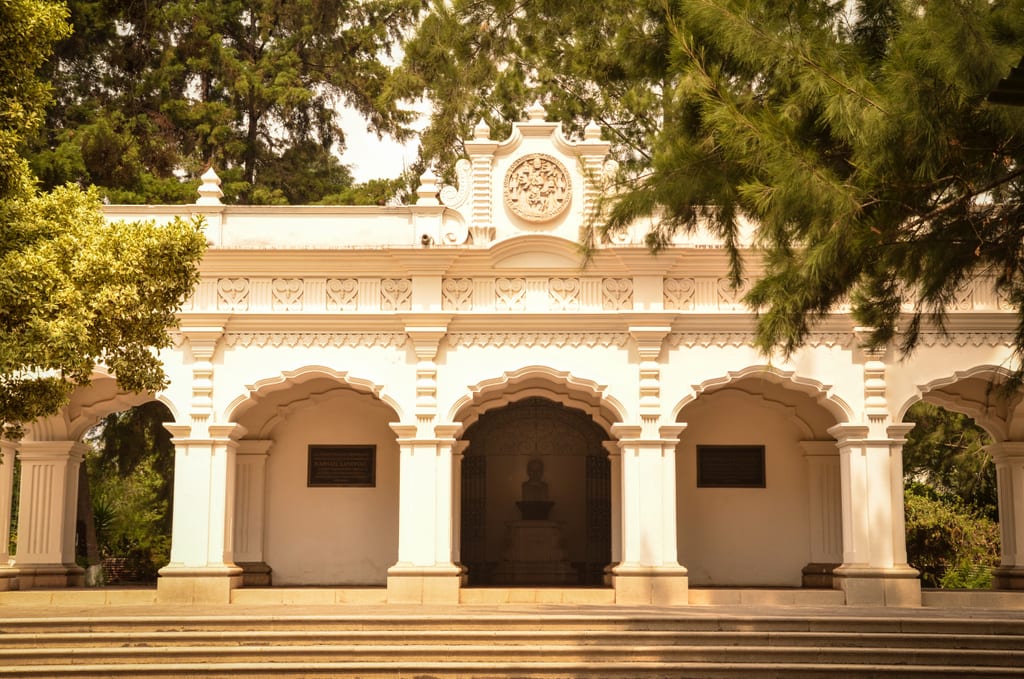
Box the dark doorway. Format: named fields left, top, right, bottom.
left=460, top=397, right=611, bottom=586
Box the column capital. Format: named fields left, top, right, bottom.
left=611, top=422, right=686, bottom=444
left=163, top=422, right=247, bottom=443
left=16, top=440, right=88, bottom=461
left=990, top=440, right=1024, bottom=462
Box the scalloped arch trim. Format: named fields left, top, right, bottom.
left=225, top=365, right=403, bottom=423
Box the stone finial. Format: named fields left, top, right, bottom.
left=473, top=118, right=491, bottom=140
left=416, top=168, right=440, bottom=206
left=526, top=102, right=547, bottom=121
left=196, top=167, right=223, bottom=205
left=584, top=120, right=602, bottom=140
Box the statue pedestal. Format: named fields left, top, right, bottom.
left=492, top=520, right=577, bottom=585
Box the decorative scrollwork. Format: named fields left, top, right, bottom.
left=217, top=278, right=249, bottom=311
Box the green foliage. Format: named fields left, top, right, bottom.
left=595, top=0, right=1024, bottom=360
left=318, top=176, right=411, bottom=206
left=903, top=402, right=997, bottom=518
left=0, top=184, right=206, bottom=435
left=0, top=0, right=208, bottom=435
left=902, top=402, right=1000, bottom=589
left=29, top=0, right=423, bottom=204
left=85, top=401, right=175, bottom=581
left=0, top=0, right=71, bottom=200
left=396, top=0, right=672, bottom=179
left=409, top=1, right=1024, bottom=361
left=905, top=483, right=1000, bottom=589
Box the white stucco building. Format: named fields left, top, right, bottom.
left=1, top=107, right=1022, bottom=607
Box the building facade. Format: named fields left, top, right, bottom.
left=1, top=107, right=1023, bottom=606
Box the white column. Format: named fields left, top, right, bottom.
left=233, top=439, right=272, bottom=585
left=0, top=440, right=16, bottom=564
left=157, top=423, right=245, bottom=603
left=387, top=423, right=461, bottom=603
left=801, top=440, right=842, bottom=586
left=12, top=441, right=87, bottom=588
left=603, top=440, right=622, bottom=581
left=452, top=439, right=468, bottom=579
left=991, top=441, right=1024, bottom=589
left=610, top=424, right=688, bottom=605
left=829, top=423, right=920, bottom=605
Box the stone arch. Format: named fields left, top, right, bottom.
left=899, top=365, right=1020, bottom=442
left=674, top=367, right=847, bottom=587
left=451, top=366, right=623, bottom=588
left=225, top=364, right=405, bottom=430
left=225, top=364, right=403, bottom=587
left=449, top=365, right=626, bottom=436
left=24, top=371, right=181, bottom=443
left=674, top=364, right=854, bottom=427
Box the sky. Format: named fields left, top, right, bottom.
left=337, top=105, right=424, bottom=183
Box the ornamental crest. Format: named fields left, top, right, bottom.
left=504, top=154, right=571, bottom=222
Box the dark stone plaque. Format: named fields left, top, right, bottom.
left=307, top=445, right=376, bottom=487
left=696, top=445, right=766, bottom=488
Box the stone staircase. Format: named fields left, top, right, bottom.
left=1, top=610, right=1023, bottom=677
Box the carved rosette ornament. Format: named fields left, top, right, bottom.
left=504, top=153, right=571, bottom=222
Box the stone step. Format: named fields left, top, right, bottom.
left=0, top=629, right=1022, bottom=651
left=2, top=642, right=1023, bottom=666
left=2, top=660, right=1023, bottom=678
left=6, top=613, right=1024, bottom=635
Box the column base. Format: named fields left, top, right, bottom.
left=613, top=565, right=688, bottom=605
left=0, top=566, right=17, bottom=591
left=834, top=565, right=921, bottom=606
left=237, top=562, right=272, bottom=587
left=993, top=566, right=1024, bottom=590
left=8, top=564, right=84, bottom=589
left=802, top=562, right=840, bottom=588
left=387, top=564, right=462, bottom=604
left=157, top=565, right=243, bottom=604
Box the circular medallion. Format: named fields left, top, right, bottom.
left=504, top=154, right=571, bottom=222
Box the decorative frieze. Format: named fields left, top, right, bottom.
left=717, top=277, right=751, bottom=309
left=602, top=278, right=633, bottom=311
left=216, top=278, right=249, bottom=311
left=223, top=333, right=407, bottom=348
left=381, top=279, right=412, bottom=311
left=442, top=278, right=474, bottom=311
left=448, top=333, right=630, bottom=349
left=325, top=278, right=359, bottom=311
left=916, top=333, right=1014, bottom=348
left=549, top=278, right=581, bottom=311
left=663, top=278, right=696, bottom=310
left=496, top=278, right=527, bottom=311
left=667, top=332, right=853, bottom=349
left=271, top=278, right=303, bottom=311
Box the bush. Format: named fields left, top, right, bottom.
left=904, top=483, right=1000, bottom=589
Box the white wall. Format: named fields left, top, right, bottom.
left=263, top=390, right=399, bottom=585
left=676, top=390, right=811, bottom=586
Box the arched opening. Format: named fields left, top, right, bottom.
left=676, top=374, right=842, bottom=587
left=460, top=397, right=611, bottom=587
left=82, top=400, right=176, bottom=585
left=9, top=375, right=176, bottom=590
left=902, top=381, right=1003, bottom=589
left=231, top=374, right=401, bottom=586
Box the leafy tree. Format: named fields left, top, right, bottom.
left=600, top=0, right=1024, bottom=360
left=903, top=402, right=997, bottom=518
left=83, top=402, right=175, bottom=582
left=403, top=1, right=1024, bottom=363
left=0, top=0, right=206, bottom=437
left=395, top=0, right=673, bottom=177
left=29, top=0, right=423, bottom=204
left=901, top=402, right=1000, bottom=589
